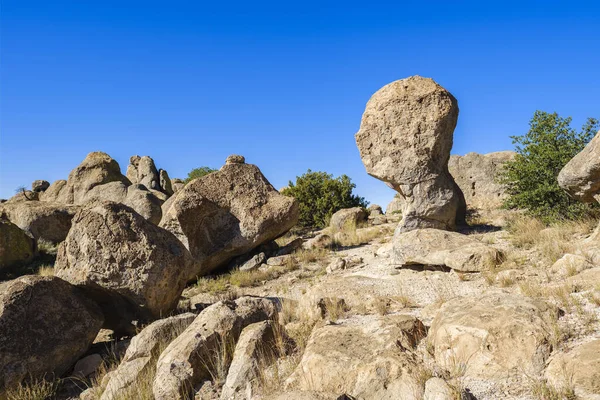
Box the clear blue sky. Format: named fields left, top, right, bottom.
left=1, top=1, right=599, bottom=209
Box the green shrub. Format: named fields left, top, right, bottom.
left=184, top=166, right=217, bottom=183
left=281, top=170, right=368, bottom=228
left=499, top=111, right=598, bottom=223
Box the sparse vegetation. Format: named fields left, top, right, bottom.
left=4, top=378, right=58, bottom=400
left=499, top=111, right=599, bottom=223
left=281, top=170, right=368, bottom=229
left=184, top=166, right=217, bottom=183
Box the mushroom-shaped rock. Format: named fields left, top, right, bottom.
left=558, top=130, right=600, bottom=203
left=0, top=276, right=103, bottom=389
left=355, top=76, right=466, bottom=231
left=55, top=201, right=193, bottom=333
left=160, top=157, right=299, bottom=279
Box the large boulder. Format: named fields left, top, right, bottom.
left=558, top=130, right=600, bottom=203
left=31, top=180, right=50, bottom=193
left=153, top=297, right=277, bottom=400
left=545, top=339, right=600, bottom=398
left=160, top=156, right=299, bottom=279
left=0, top=217, right=36, bottom=270
left=55, top=152, right=131, bottom=204
left=100, top=313, right=196, bottom=400
left=329, top=207, right=367, bottom=231
left=82, top=182, right=163, bottom=224
left=171, top=178, right=185, bottom=193
left=428, top=292, right=551, bottom=379
left=393, top=228, right=501, bottom=272
left=355, top=76, right=465, bottom=231
left=6, top=190, right=39, bottom=203
left=55, top=201, right=192, bottom=333
left=286, top=314, right=426, bottom=399
left=448, top=151, right=515, bottom=210
left=40, top=179, right=67, bottom=202
left=126, top=155, right=161, bottom=192
left=0, top=276, right=103, bottom=389
left=0, top=201, right=79, bottom=243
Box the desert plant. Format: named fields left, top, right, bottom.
left=499, top=111, right=598, bottom=223
left=184, top=166, right=217, bottom=183
left=281, top=170, right=368, bottom=228
left=5, top=378, right=58, bottom=400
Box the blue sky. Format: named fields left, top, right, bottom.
left=1, top=1, right=599, bottom=209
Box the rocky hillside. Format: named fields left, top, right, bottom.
left=1, top=75, right=599, bottom=400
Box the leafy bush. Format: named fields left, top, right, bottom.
left=281, top=170, right=368, bottom=228
left=499, top=111, right=598, bottom=222
left=184, top=166, right=217, bottom=183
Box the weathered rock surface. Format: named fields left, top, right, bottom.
left=424, top=377, right=454, bottom=400
left=0, top=276, right=103, bottom=389
left=448, top=151, right=515, bottom=210
left=393, top=228, right=501, bottom=272
left=126, top=155, right=161, bottom=191
left=0, top=201, right=79, bottom=243
left=367, top=204, right=383, bottom=216
left=101, top=313, right=196, bottom=400
left=171, top=178, right=185, bottom=193
left=31, top=180, right=50, bottom=193
left=329, top=207, right=367, bottom=231
left=72, top=354, right=103, bottom=378
left=558, top=130, right=600, bottom=203
left=159, top=169, right=174, bottom=196
left=153, top=297, right=277, bottom=400
left=54, top=152, right=131, bottom=204
left=40, top=179, right=67, bottom=202
left=55, top=201, right=192, bottom=332
left=545, top=339, right=600, bottom=398
left=220, top=320, right=279, bottom=400
left=428, top=292, right=551, bottom=379
left=303, top=233, right=332, bottom=250
left=0, top=217, right=36, bottom=270
left=160, top=156, right=299, bottom=279
left=287, top=314, right=426, bottom=399
left=355, top=75, right=465, bottom=231
left=551, top=253, right=593, bottom=278
left=7, top=190, right=39, bottom=203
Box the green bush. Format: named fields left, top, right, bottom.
left=281, top=170, right=368, bottom=229
left=499, top=111, right=598, bottom=223
left=184, top=166, right=217, bottom=183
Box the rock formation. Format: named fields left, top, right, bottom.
left=31, top=180, right=50, bottom=193
left=558, top=130, right=600, bottom=203
left=355, top=75, right=465, bottom=231
left=448, top=151, right=515, bottom=210
left=0, top=217, right=36, bottom=270
left=0, top=276, right=103, bottom=389
left=160, top=155, right=299, bottom=279
left=329, top=207, right=367, bottom=231
left=55, top=201, right=192, bottom=333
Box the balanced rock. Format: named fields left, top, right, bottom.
left=0, top=217, right=36, bottom=270
left=0, top=201, right=79, bottom=243
left=558, top=130, right=600, bottom=203
left=329, top=207, right=367, bottom=231
left=393, top=228, right=501, bottom=272
left=160, top=156, right=299, bottom=279
left=153, top=297, right=277, bottom=400
left=55, top=201, right=192, bottom=333
left=0, top=276, right=103, bottom=389
left=355, top=76, right=465, bottom=231
left=448, top=151, right=515, bottom=210
left=31, top=180, right=50, bottom=193
left=101, top=313, right=196, bottom=400
left=428, top=292, right=551, bottom=379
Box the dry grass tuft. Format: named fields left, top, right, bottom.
left=37, top=265, right=54, bottom=276
left=4, top=378, right=58, bottom=400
